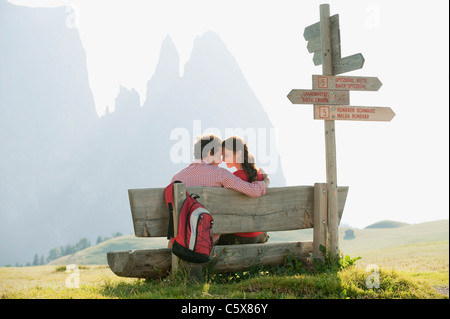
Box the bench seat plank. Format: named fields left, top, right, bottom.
left=129, top=185, right=349, bottom=237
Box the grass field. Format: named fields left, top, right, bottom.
left=1, top=220, right=448, bottom=299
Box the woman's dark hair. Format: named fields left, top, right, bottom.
left=222, top=136, right=258, bottom=182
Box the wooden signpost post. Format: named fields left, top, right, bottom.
left=287, top=4, right=395, bottom=261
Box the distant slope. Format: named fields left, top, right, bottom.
left=48, top=235, right=167, bottom=265
left=340, top=220, right=449, bottom=272
left=340, top=219, right=449, bottom=255
left=49, top=220, right=449, bottom=265
left=364, top=220, right=409, bottom=229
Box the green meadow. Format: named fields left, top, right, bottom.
left=1, top=220, right=448, bottom=299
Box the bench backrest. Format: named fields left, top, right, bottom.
left=129, top=185, right=349, bottom=237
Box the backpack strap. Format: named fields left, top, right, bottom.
left=165, top=181, right=182, bottom=239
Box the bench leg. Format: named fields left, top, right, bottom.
left=313, top=183, right=328, bottom=259
left=183, top=261, right=203, bottom=283
left=171, top=259, right=204, bottom=283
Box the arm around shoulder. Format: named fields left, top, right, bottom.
left=219, top=168, right=267, bottom=197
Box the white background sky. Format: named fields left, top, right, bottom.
left=9, top=0, right=449, bottom=228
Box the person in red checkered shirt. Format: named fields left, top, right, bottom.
left=171, top=134, right=270, bottom=196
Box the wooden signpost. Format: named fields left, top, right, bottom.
left=287, top=4, right=395, bottom=261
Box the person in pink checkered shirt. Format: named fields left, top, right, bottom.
left=171, top=134, right=270, bottom=196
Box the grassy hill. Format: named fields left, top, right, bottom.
left=269, top=219, right=447, bottom=248
left=48, top=235, right=168, bottom=265
left=340, top=219, right=448, bottom=252
left=270, top=220, right=448, bottom=269
left=364, top=220, right=409, bottom=229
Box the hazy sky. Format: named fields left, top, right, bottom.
left=8, top=0, right=449, bottom=228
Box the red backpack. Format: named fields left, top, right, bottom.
left=165, top=181, right=214, bottom=263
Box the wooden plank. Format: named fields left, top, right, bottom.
left=314, top=105, right=396, bottom=121
left=210, top=241, right=314, bottom=273
left=307, top=26, right=340, bottom=53
left=307, top=14, right=341, bottom=66
left=129, top=185, right=349, bottom=237
left=128, top=187, right=166, bottom=237
left=313, top=75, right=382, bottom=91
left=287, top=89, right=349, bottom=105
left=333, top=53, right=365, bottom=75
left=304, top=11, right=363, bottom=75
left=303, top=14, right=340, bottom=41
left=313, top=49, right=341, bottom=66
left=131, top=186, right=312, bottom=236
left=313, top=183, right=327, bottom=257
left=107, top=248, right=171, bottom=279
left=314, top=53, right=365, bottom=74
left=107, top=241, right=314, bottom=278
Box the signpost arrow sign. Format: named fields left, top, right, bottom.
left=331, top=53, right=365, bottom=75
left=287, top=89, right=350, bottom=105
left=304, top=13, right=365, bottom=75
left=314, top=105, right=396, bottom=122
left=313, top=75, right=382, bottom=91
left=304, top=14, right=340, bottom=41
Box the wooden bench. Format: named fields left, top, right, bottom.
left=107, top=183, right=349, bottom=279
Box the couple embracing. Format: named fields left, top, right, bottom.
left=171, top=134, right=270, bottom=245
